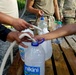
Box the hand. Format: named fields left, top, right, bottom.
left=34, top=35, right=44, bottom=41
left=36, top=9, right=44, bottom=17
left=7, top=31, right=34, bottom=48
left=12, top=18, right=33, bottom=31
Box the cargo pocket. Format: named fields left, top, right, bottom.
left=63, top=10, right=75, bottom=18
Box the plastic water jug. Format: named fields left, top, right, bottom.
left=38, top=16, right=48, bottom=35
left=37, top=16, right=52, bottom=61
left=19, top=29, right=34, bottom=62
left=24, top=39, right=45, bottom=75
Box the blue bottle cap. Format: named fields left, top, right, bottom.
left=31, top=38, right=45, bottom=46
left=31, top=41, right=39, bottom=46
left=40, top=16, right=44, bottom=20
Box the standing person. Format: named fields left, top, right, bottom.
left=58, top=0, right=76, bottom=24
left=25, top=0, right=61, bottom=31
left=0, top=0, right=19, bottom=28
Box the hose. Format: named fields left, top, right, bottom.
left=0, top=33, right=36, bottom=75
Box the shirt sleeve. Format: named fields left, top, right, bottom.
left=0, top=23, right=11, bottom=41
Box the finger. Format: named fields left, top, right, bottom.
left=23, top=21, right=33, bottom=28
left=21, top=38, right=32, bottom=42
left=19, top=43, right=28, bottom=48
left=17, top=25, right=25, bottom=31
left=26, top=32, right=34, bottom=37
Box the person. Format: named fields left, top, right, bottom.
left=0, top=12, right=32, bottom=44
left=0, top=0, right=19, bottom=28
left=58, top=0, right=76, bottom=24
left=0, top=12, right=33, bottom=49
left=34, top=23, right=76, bottom=41
left=25, top=0, right=61, bottom=31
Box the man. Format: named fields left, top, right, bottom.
left=0, top=12, right=32, bottom=31
left=58, top=0, right=76, bottom=24
left=25, top=0, right=61, bottom=31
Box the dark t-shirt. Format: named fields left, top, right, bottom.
left=0, top=23, right=11, bottom=41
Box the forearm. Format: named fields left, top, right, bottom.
left=55, top=8, right=61, bottom=20
left=26, top=0, right=39, bottom=15
left=27, top=6, right=39, bottom=15
left=40, top=24, right=76, bottom=40
left=0, top=12, right=15, bottom=26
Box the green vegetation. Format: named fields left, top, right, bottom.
left=17, top=0, right=26, bottom=10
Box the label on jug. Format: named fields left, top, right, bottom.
left=19, top=47, right=25, bottom=61
left=24, top=64, right=40, bottom=75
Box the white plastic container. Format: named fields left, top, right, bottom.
left=19, top=42, right=31, bottom=62
left=40, top=40, right=52, bottom=61
left=38, top=16, right=52, bottom=61
left=38, top=16, right=48, bottom=35
left=19, top=29, right=34, bottom=62
left=24, top=40, right=45, bottom=75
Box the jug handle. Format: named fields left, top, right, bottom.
left=38, top=38, right=45, bottom=44
left=19, top=33, right=36, bottom=42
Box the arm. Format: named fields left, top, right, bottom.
left=54, top=0, right=61, bottom=20
left=0, top=12, right=14, bottom=25
left=26, top=0, right=43, bottom=17
left=0, top=12, right=32, bottom=31
left=34, top=23, right=76, bottom=40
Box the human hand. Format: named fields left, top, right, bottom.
left=34, top=35, right=44, bottom=42
left=7, top=31, right=34, bottom=48
left=11, top=18, right=33, bottom=31
left=36, top=9, right=44, bottom=17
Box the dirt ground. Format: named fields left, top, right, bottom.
left=0, top=40, right=18, bottom=75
